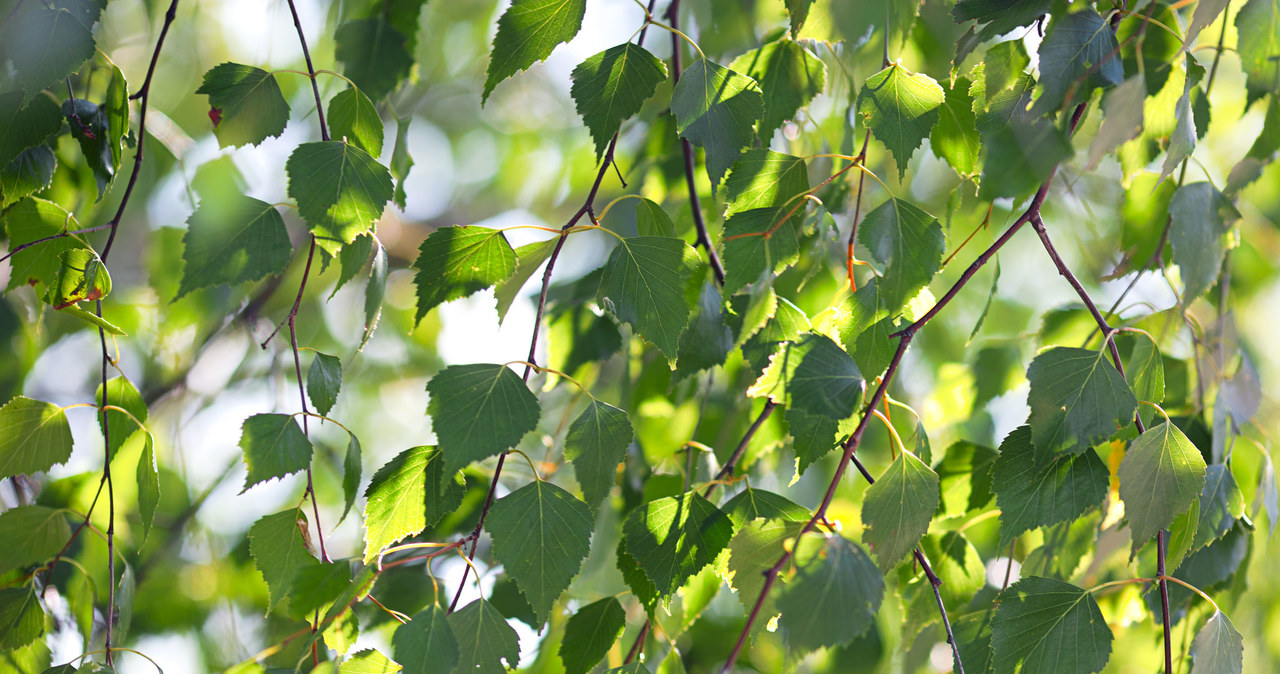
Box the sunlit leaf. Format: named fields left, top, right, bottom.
left=0, top=396, right=74, bottom=481
left=248, top=509, right=322, bottom=613
left=484, top=0, right=587, bottom=102
left=328, top=86, right=384, bottom=156
left=722, top=206, right=805, bottom=296
left=239, top=413, right=314, bottom=491
left=856, top=64, right=944, bottom=178
left=862, top=450, right=939, bottom=568
left=623, top=492, right=734, bottom=596
left=1027, top=346, right=1137, bottom=458
left=597, top=236, right=701, bottom=362
left=426, top=363, right=541, bottom=475
left=195, top=63, right=290, bottom=148
left=95, top=376, right=146, bottom=458
left=177, top=196, right=292, bottom=299
left=1118, top=421, right=1207, bottom=555
left=670, top=58, right=764, bottom=186
left=287, top=141, right=393, bottom=256
left=992, top=576, right=1113, bottom=674
left=721, top=149, right=809, bottom=218
left=858, top=197, right=944, bottom=313
left=570, top=43, right=667, bottom=160
left=413, top=226, right=518, bottom=323
left=729, top=39, right=826, bottom=139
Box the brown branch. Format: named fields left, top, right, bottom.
left=285, top=0, right=329, bottom=141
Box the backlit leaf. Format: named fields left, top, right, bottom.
left=239, top=413, right=314, bottom=491
left=307, top=352, right=343, bottom=417
left=931, top=76, right=981, bottom=176
left=856, top=64, right=944, bottom=178
left=484, top=0, right=587, bottom=102
left=137, top=434, right=160, bottom=543
left=341, top=649, right=403, bottom=674
left=413, top=226, right=518, bottom=323
left=494, top=238, right=557, bottom=324
left=722, top=149, right=809, bottom=218
left=729, top=39, right=826, bottom=139
left=778, top=535, right=883, bottom=651
left=570, top=43, right=667, bottom=160
left=1027, top=346, right=1137, bottom=457
left=177, top=196, right=292, bottom=299
left=597, top=236, right=701, bottom=362
left=723, top=487, right=809, bottom=526
left=363, top=445, right=434, bottom=563
left=979, top=118, right=1073, bottom=200
left=195, top=63, right=290, bottom=148
left=328, top=87, right=384, bottom=156
left=43, top=247, right=109, bottom=309
left=722, top=206, right=805, bottom=296
left=287, top=141, right=393, bottom=256
left=248, top=509, right=322, bottom=613
left=361, top=239, right=389, bottom=350
left=0, top=396, right=74, bottom=481
left=671, top=58, right=764, bottom=186
left=675, top=281, right=734, bottom=379
left=788, top=333, right=863, bottom=420
left=564, top=399, right=633, bottom=510
left=992, top=576, right=1113, bottom=674
left=426, top=363, right=541, bottom=475
left=1169, top=182, right=1240, bottom=302
left=623, top=492, right=734, bottom=596
left=1118, top=421, right=1207, bottom=555
left=560, top=598, right=625, bottom=674
left=0, top=505, right=69, bottom=575
left=862, top=450, right=939, bottom=568
left=858, top=197, right=944, bottom=313
left=487, top=480, right=594, bottom=623
left=95, top=375, right=146, bottom=457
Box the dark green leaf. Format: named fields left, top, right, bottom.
left=195, top=63, right=290, bottom=148
left=3, top=7, right=94, bottom=103
left=1027, top=346, right=1138, bottom=457
left=862, top=451, right=939, bottom=568
left=239, top=413, right=314, bottom=491
left=979, top=118, right=1073, bottom=200
left=426, top=363, right=541, bottom=475
left=95, top=376, right=146, bottom=457
left=286, top=141, right=393, bottom=256
left=0, top=92, right=60, bottom=168
left=1032, top=8, right=1124, bottom=115
left=722, top=206, right=805, bottom=296
left=723, top=487, right=810, bottom=526
left=390, top=116, right=414, bottom=209
left=635, top=198, right=677, bottom=238
left=856, top=64, right=944, bottom=178
left=992, top=577, right=1113, bottom=674
left=675, top=281, right=734, bottom=379
left=484, top=0, right=587, bottom=102
left=778, top=535, right=883, bottom=651
left=1235, top=0, right=1280, bottom=101
left=623, top=491, right=734, bottom=596
left=336, top=19, right=414, bottom=101
left=0, top=396, right=73, bottom=480
left=0, top=587, right=44, bottom=651
left=1, top=145, right=57, bottom=209
left=333, top=234, right=374, bottom=299
left=1169, top=182, right=1241, bottom=302
left=570, top=43, right=668, bottom=160
left=789, top=333, right=863, bottom=419
left=0, top=505, right=69, bottom=575
left=339, top=433, right=362, bottom=523
left=328, top=87, right=384, bottom=156
left=991, top=425, right=1109, bottom=546
left=858, top=198, right=944, bottom=313
left=787, top=407, right=839, bottom=475
left=307, top=352, right=343, bottom=417
left=560, top=597, right=625, bottom=674
left=670, top=58, right=764, bottom=186
left=412, top=226, right=518, bottom=323
left=722, top=149, right=809, bottom=218
left=487, top=480, right=593, bottom=623
left=728, top=38, right=826, bottom=139
left=177, top=196, right=291, bottom=299
left=1189, top=610, right=1243, bottom=674
left=248, top=509, right=322, bottom=613
left=931, top=76, right=981, bottom=177
left=564, top=398, right=632, bottom=510
left=969, top=65, right=1036, bottom=135
left=951, top=0, right=1050, bottom=40
left=448, top=599, right=521, bottom=674
left=597, top=236, right=701, bottom=362
left=61, top=98, right=113, bottom=199
left=1194, top=465, right=1244, bottom=551
left=392, top=605, right=458, bottom=674
left=1118, top=421, right=1207, bottom=555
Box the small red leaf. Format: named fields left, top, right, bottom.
left=209, top=107, right=223, bottom=127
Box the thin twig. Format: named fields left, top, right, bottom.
left=285, top=0, right=330, bottom=142
left=845, top=130, right=871, bottom=287
left=624, top=619, right=650, bottom=664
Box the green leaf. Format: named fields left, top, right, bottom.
left=570, top=43, right=668, bottom=160
left=361, top=240, right=389, bottom=350
left=307, top=352, right=343, bottom=417
left=789, top=333, right=864, bottom=419
left=448, top=600, right=521, bottom=674
left=564, top=398, right=633, bottom=510
left=969, top=64, right=1036, bottom=136
left=675, top=281, right=734, bottom=379
left=723, top=487, right=810, bottom=526
left=484, top=0, right=587, bottom=102
left=333, top=234, right=374, bottom=299
left=856, top=64, right=944, bottom=179
left=991, top=426, right=1109, bottom=547
left=328, top=87, right=384, bottom=157
left=57, top=304, right=125, bottom=335
left=412, top=226, right=518, bottom=323
left=670, top=58, right=764, bottom=186
left=862, top=450, right=939, bottom=568
left=979, top=118, right=1074, bottom=200
left=335, top=19, right=414, bottom=101
left=0, top=92, right=61, bottom=169
left=935, top=440, right=998, bottom=514
left=722, top=150, right=810, bottom=218
left=930, top=76, right=981, bottom=177
left=0, top=587, right=44, bottom=651
left=340, top=649, right=403, bottom=674
left=1161, top=83, right=1197, bottom=181
left=788, top=407, right=839, bottom=475
left=1118, top=421, right=1207, bottom=555
left=177, top=196, right=292, bottom=299
left=1169, top=182, right=1241, bottom=302
left=0, top=396, right=73, bottom=481
left=1189, top=610, right=1244, bottom=674
left=1086, top=76, right=1146, bottom=170
left=0, top=505, right=69, bottom=575
left=635, top=199, right=677, bottom=238
left=1031, top=8, right=1124, bottom=115
left=61, top=98, right=114, bottom=199
left=392, top=605, right=458, bottom=674
left=494, top=238, right=558, bottom=324
left=137, top=434, right=160, bottom=544
left=623, top=492, right=735, bottom=597
left=238, top=413, right=314, bottom=491
left=1, top=145, right=57, bottom=209
left=1119, top=332, right=1164, bottom=406
left=727, top=518, right=803, bottom=630
left=982, top=40, right=1031, bottom=106
left=95, top=376, right=146, bottom=457
left=597, top=236, right=701, bottom=362
left=390, top=116, right=414, bottom=209
left=722, top=207, right=805, bottom=296
left=363, top=446, right=433, bottom=563
left=920, top=532, right=986, bottom=609
left=858, top=197, right=944, bottom=313
left=778, top=535, right=883, bottom=651
left=728, top=39, right=827, bottom=139
left=1026, top=346, right=1138, bottom=457
left=43, top=247, right=109, bottom=309
left=104, top=66, right=128, bottom=167
left=487, top=480, right=594, bottom=623
left=604, top=666, right=652, bottom=674
left=426, top=363, right=541, bottom=475
left=2, top=6, right=94, bottom=103
left=195, top=63, right=290, bottom=148
left=286, top=141, right=393, bottom=256
left=1185, top=0, right=1233, bottom=53
left=116, top=562, right=135, bottom=643
left=1194, top=465, right=1244, bottom=551
left=992, top=577, right=1113, bottom=674
left=248, top=509, right=322, bottom=613
left=951, top=0, right=1050, bottom=41
left=1235, top=0, right=1280, bottom=101
left=559, top=597, right=626, bottom=674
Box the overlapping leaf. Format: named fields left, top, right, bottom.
left=1235, top=0, right=1280, bottom=101
left=856, top=64, right=944, bottom=178
left=1027, top=346, right=1137, bottom=457
left=426, top=363, right=540, bottom=475
left=286, top=141, right=393, bottom=255
left=413, top=226, right=518, bottom=323
left=670, top=58, right=764, bottom=186
left=335, top=18, right=414, bottom=101
left=729, top=39, right=826, bottom=138
left=95, top=376, right=146, bottom=457
left=363, top=446, right=454, bottom=562
left=596, top=236, right=700, bottom=362
left=722, top=150, right=809, bottom=218
left=328, top=87, right=384, bottom=156
left=623, top=492, right=734, bottom=596
left=778, top=535, right=883, bottom=651
left=722, top=206, right=805, bottom=296
left=991, top=426, right=1109, bottom=546
left=0, top=506, right=69, bottom=575
left=570, top=43, right=667, bottom=159
left=858, top=198, right=944, bottom=313
left=0, top=396, right=74, bottom=480
left=1118, top=421, right=1207, bottom=555
left=1031, top=8, right=1124, bottom=115
left=563, top=399, right=632, bottom=510
left=0, top=92, right=61, bottom=169
left=177, top=196, right=292, bottom=299
left=862, top=450, right=939, bottom=568
left=3, top=6, right=95, bottom=102
left=248, top=509, right=322, bottom=613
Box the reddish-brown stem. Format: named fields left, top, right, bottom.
left=285, top=0, right=329, bottom=141
left=624, top=619, right=650, bottom=664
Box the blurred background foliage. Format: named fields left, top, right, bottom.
left=1, top=0, right=1279, bottom=671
